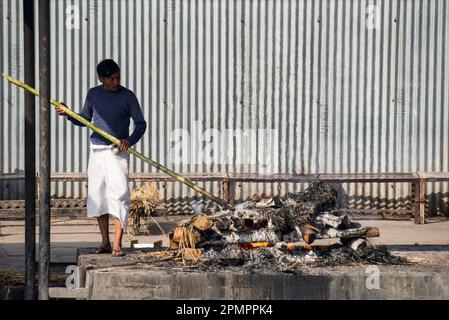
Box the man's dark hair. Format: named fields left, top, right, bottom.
left=96, top=59, right=120, bottom=77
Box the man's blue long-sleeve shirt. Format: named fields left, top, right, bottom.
left=68, top=85, right=147, bottom=146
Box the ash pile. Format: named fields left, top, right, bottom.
left=168, top=180, right=407, bottom=272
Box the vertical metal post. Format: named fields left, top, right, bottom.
left=419, top=179, right=426, bottom=224
left=412, top=180, right=419, bottom=224
left=23, top=0, right=36, bottom=301
left=222, top=180, right=236, bottom=206
left=38, top=0, right=51, bottom=300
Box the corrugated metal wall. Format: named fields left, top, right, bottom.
left=1, top=0, right=449, bottom=215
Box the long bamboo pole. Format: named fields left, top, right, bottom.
left=2, top=73, right=234, bottom=211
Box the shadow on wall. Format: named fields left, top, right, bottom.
left=162, top=189, right=449, bottom=218
left=0, top=169, right=24, bottom=200
left=329, top=184, right=449, bottom=218
left=426, top=192, right=449, bottom=218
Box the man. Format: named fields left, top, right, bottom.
left=56, top=59, right=147, bottom=256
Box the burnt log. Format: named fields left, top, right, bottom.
left=212, top=217, right=235, bottom=230
left=192, top=214, right=214, bottom=231
left=221, top=229, right=280, bottom=243
left=314, top=213, right=344, bottom=229
left=299, top=224, right=318, bottom=244
left=347, top=238, right=368, bottom=251
left=211, top=216, right=269, bottom=232
left=319, top=227, right=380, bottom=239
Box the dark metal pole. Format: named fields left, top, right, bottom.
left=23, top=0, right=36, bottom=301
left=38, top=0, right=51, bottom=300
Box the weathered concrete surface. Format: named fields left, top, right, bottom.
left=78, top=265, right=449, bottom=300
left=71, top=247, right=449, bottom=300
left=3, top=217, right=449, bottom=299
left=0, top=216, right=179, bottom=266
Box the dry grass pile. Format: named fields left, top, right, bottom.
left=128, top=182, right=165, bottom=235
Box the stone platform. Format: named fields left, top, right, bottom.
left=2, top=217, right=449, bottom=300
left=48, top=245, right=449, bottom=300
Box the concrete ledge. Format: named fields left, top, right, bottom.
left=49, top=287, right=89, bottom=299
left=81, top=266, right=449, bottom=300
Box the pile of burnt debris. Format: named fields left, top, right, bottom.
left=165, top=180, right=407, bottom=272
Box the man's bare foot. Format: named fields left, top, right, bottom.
left=90, top=246, right=112, bottom=254
left=112, top=248, right=125, bottom=257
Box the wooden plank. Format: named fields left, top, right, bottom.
left=0, top=210, right=26, bottom=219
left=56, top=172, right=417, bottom=183
left=338, top=208, right=415, bottom=213
left=419, top=179, right=426, bottom=224
left=0, top=174, right=26, bottom=180
left=417, top=172, right=449, bottom=181
left=129, top=172, right=227, bottom=182
left=228, top=181, right=236, bottom=206
left=0, top=172, right=229, bottom=182
left=0, top=208, right=87, bottom=220
left=222, top=180, right=230, bottom=204
left=0, top=199, right=87, bottom=210
left=227, top=172, right=419, bottom=183
left=48, top=172, right=227, bottom=182
left=411, top=181, right=420, bottom=224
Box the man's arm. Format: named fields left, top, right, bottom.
left=127, top=93, right=147, bottom=146
left=56, top=93, right=93, bottom=126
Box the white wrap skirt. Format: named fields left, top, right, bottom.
left=86, top=144, right=130, bottom=230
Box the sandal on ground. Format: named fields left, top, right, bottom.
left=112, top=249, right=126, bottom=257
left=90, top=246, right=112, bottom=254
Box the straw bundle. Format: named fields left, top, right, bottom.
left=128, top=182, right=164, bottom=235
left=171, top=214, right=214, bottom=262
